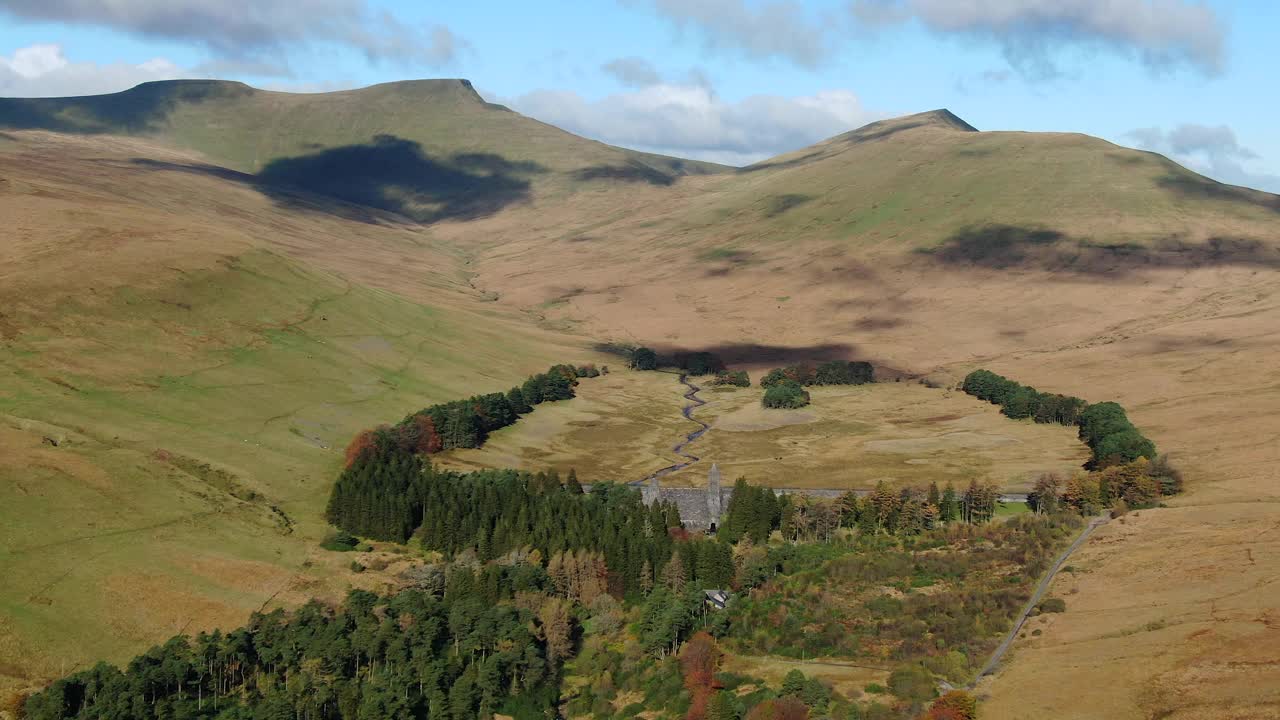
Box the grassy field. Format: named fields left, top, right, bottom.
left=435, top=372, right=1087, bottom=492
left=720, top=654, right=887, bottom=703
left=435, top=370, right=690, bottom=482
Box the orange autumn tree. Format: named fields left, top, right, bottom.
left=744, top=697, right=809, bottom=720
left=400, top=413, right=443, bottom=454
left=343, top=427, right=381, bottom=468
left=922, top=690, right=978, bottom=720
left=679, top=632, right=723, bottom=720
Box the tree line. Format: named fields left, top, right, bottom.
left=758, top=361, right=875, bottom=410
left=760, top=361, right=875, bottom=388
left=341, top=363, right=596, bottom=471
left=328, top=363, right=608, bottom=543
left=961, top=369, right=1157, bottom=466
left=627, top=346, right=729, bottom=377
left=716, top=477, right=1005, bottom=550
left=1028, top=455, right=1182, bottom=516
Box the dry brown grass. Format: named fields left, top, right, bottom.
left=720, top=653, right=887, bottom=700
left=439, top=373, right=1086, bottom=491
left=664, top=382, right=1085, bottom=491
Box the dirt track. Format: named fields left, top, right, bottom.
left=972, top=515, right=1109, bottom=684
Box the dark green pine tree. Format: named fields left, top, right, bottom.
left=940, top=483, right=959, bottom=523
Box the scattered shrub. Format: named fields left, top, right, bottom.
left=925, top=691, right=977, bottom=720
left=762, top=380, right=810, bottom=409
left=674, top=351, right=726, bottom=376
left=1038, top=598, right=1067, bottom=614
left=760, top=365, right=814, bottom=388
left=320, top=529, right=359, bottom=552
left=713, top=369, right=751, bottom=387
left=629, top=346, right=658, bottom=370
left=887, top=664, right=936, bottom=702
left=813, top=360, right=874, bottom=385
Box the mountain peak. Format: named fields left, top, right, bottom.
left=914, top=109, right=978, bottom=132
left=837, top=109, right=978, bottom=145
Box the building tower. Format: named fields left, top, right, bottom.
left=642, top=473, right=659, bottom=506
left=707, top=463, right=722, bottom=529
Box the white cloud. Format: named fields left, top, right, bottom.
left=602, top=57, right=663, bottom=88
left=625, top=0, right=836, bottom=68
left=507, top=82, right=878, bottom=166
left=0, top=44, right=187, bottom=97
left=850, top=0, right=1225, bottom=78
left=1125, top=124, right=1280, bottom=194
left=0, top=0, right=465, bottom=74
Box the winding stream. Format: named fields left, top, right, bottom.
left=641, top=373, right=710, bottom=482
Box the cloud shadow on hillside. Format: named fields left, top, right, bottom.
left=258, top=135, right=544, bottom=222
left=127, top=158, right=392, bottom=224
left=764, top=193, right=815, bottom=217
left=128, top=135, right=545, bottom=224
left=572, top=163, right=675, bottom=186
left=842, top=119, right=933, bottom=145
left=738, top=150, right=825, bottom=174
left=652, top=342, right=861, bottom=367
left=591, top=341, right=865, bottom=367
left=1157, top=173, right=1280, bottom=214
left=0, top=80, right=251, bottom=135
left=921, top=224, right=1280, bottom=275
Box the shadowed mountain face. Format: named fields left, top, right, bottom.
left=258, top=135, right=543, bottom=222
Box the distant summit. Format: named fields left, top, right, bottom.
left=838, top=108, right=978, bottom=145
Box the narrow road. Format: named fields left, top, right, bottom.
left=970, top=514, right=1110, bottom=685
left=640, top=373, right=710, bottom=483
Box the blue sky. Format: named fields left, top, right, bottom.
left=0, top=0, right=1275, bottom=190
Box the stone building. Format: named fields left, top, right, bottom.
left=642, top=463, right=731, bottom=530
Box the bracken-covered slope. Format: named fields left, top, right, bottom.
left=1, top=84, right=1279, bottom=720
left=0, top=79, right=727, bottom=221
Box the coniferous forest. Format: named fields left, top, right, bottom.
left=25, top=587, right=559, bottom=720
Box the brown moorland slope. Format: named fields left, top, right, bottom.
left=1, top=84, right=1278, bottom=718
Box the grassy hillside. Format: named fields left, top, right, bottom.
left=0, top=130, right=596, bottom=692
left=0, top=79, right=727, bottom=221
left=713, top=109, right=1279, bottom=256
left=459, top=107, right=1280, bottom=355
